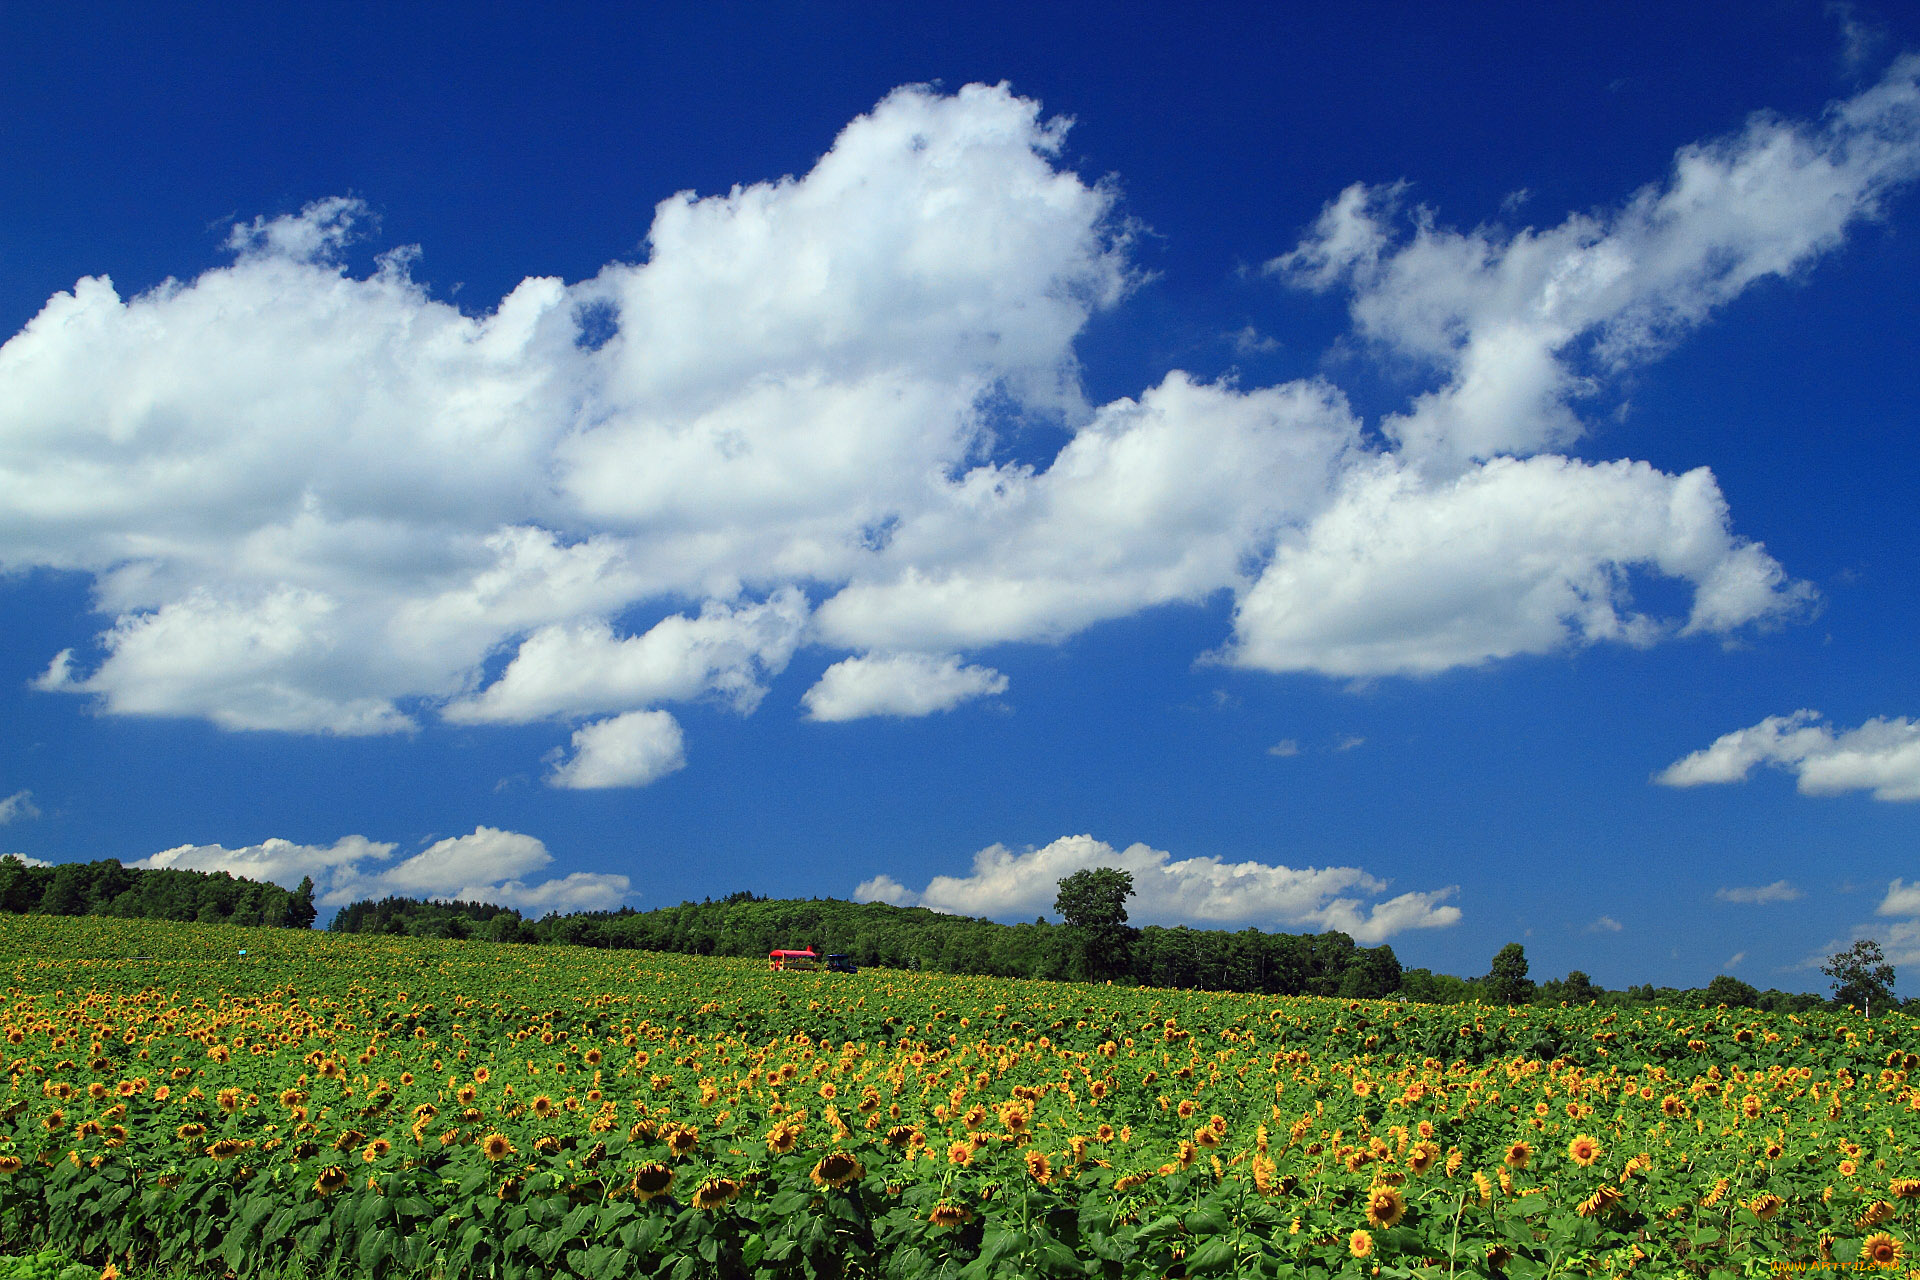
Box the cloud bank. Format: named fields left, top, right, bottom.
left=854, top=833, right=1461, bottom=943
left=132, top=825, right=631, bottom=914
left=1658, top=710, right=1920, bottom=800
left=4, top=64, right=1917, bottom=774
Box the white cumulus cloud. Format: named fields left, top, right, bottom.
left=0, top=791, right=38, bottom=824
left=802, top=652, right=1008, bottom=721
left=132, top=825, right=631, bottom=913
left=3, top=64, right=1917, bottom=773
left=545, top=710, right=687, bottom=790
left=856, top=833, right=1461, bottom=943
left=1657, top=711, right=1920, bottom=800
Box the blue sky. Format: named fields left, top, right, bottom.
left=3, top=2, right=1918, bottom=994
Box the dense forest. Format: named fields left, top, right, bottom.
left=0, top=854, right=316, bottom=929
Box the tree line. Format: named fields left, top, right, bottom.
left=0, top=854, right=317, bottom=929
left=328, top=889, right=1407, bottom=998
left=1, top=851, right=1893, bottom=1011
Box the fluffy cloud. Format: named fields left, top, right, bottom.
left=1715, top=880, right=1804, bottom=904
left=545, top=710, right=687, bottom=790
left=802, top=652, right=1008, bottom=721
left=0, top=791, right=37, bottom=824
left=132, top=825, right=631, bottom=912
left=854, top=833, right=1461, bottom=943
left=1657, top=711, right=1920, bottom=800
left=4, top=65, right=1917, bottom=771
left=1226, top=456, right=1804, bottom=677
left=446, top=591, right=807, bottom=724
left=1274, top=56, right=1920, bottom=468
left=1870, top=880, right=1920, bottom=968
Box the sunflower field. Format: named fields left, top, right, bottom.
left=1, top=915, right=1915, bottom=1278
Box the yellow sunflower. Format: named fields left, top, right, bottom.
left=691, top=1177, right=741, bottom=1211
left=810, top=1152, right=864, bottom=1189
left=631, top=1162, right=675, bottom=1202
left=1365, top=1185, right=1406, bottom=1228
left=1861, top=1233, right=1903, bottom=1266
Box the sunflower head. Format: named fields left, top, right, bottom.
left=1566, top=1135, right=1600, bottom=1167
left=1348, top=1228, right=1374, bottom=1258
left=1861, top=1233, right=1903, bottom=1266
left=1365, top=1185, right=1407, bottom=1228
left=691, top=1177, right=742, bottom=1211
left=1503, top=1141, right=1532, bottom=1170
left=1025, top=1150, right=1054, bottom=1185
left=631, top=1162, right=675, bottom=1201
left=928, top=1201, right=974, bottom=1228
left=481, top=1132, right=515, bottom=1162
left=810, top=1151, right=864, bottom=1190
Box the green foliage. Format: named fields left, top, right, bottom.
left=1700, top=974, right=1760, bottom=1008
left=1823, top=938, right=1897, bottom=1012
left=0, top=855, right=314, bottom=932
left=1053, top=868, right=1135, bottom=981
left=1487, top=942, right=1535, bottom=1005
left=328, top=888, right=1406, bottom=999
left=0, top=914, right=1912, bottom=1279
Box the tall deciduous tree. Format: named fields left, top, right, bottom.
left=1054, top=868, right=1135, bottom=981
left=1486, top=942, right=1535, bottom=1005
left=1823, top=939, right=1896, bottom=1015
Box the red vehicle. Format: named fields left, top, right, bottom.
left=768, top=948, right=819, bottom=972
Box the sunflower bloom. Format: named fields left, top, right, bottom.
left=810, top=1151, right=863, bottom=1190
left=1861, top=1234, right=1903, bottom=1266
left=766, top=1123, right=800, bottom=1155
left=928, top=1201, right=974, bottom=1228
left=1566, top=1135, right=1600, bottom=1167
left=691, top=1177, right=741, bottom=1211
left=1349, top=1229, right=1374, bottom=1258
left=1025, top=1150, right=1053, bottom=1186
left=312, top=1165, right=349, bottom=1196
left=1365, top=1185, right=1406, bottom=1228
left=1503, top=1141, right=1531, bottom=1170
left=481, top=1133, right=515, bottom=1162
left=631, top=1162, right=675, bottom=1201
left=1577, top=1185, right=1625, bottom=1217
left=947, top=1140, right=974, bottom=1167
